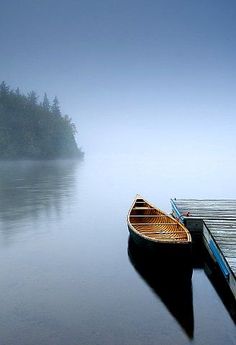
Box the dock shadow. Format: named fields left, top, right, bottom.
left=192, top=241, right=236, bottom=324
left=128, top=237, right=194, bottom=339
left=203, top=248, right=236, bottom=324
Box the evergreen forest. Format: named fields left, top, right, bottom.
left=0, top=82, right=83, bottom=159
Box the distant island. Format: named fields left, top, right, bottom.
left=0, top=81, right=83, bottom=159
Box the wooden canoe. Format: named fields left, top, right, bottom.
left=127, top=195, right=192, bottom=252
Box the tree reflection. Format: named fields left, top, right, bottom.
left=0, top=160, right=82, bottom=241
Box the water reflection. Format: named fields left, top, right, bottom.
left=192, top=241, right=205, bottom=269
left=204, top=253, right=236, bottom=324
left=128, top=237, right=194, bottom=339
left=0, top=160, right=81, bottom=242
left=192, top=241, right=236, bottom=323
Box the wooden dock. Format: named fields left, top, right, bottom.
left=171, top=199, right=236, bottom=300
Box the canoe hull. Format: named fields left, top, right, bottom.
left=128, top=233, right=193, bottom=278
left=128, top=224, right=192, bottom=264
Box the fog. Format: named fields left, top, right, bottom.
left=0, top=0, right=236, bottom=201
left=0, top=2, right=236, bottom=343
left=1, top=0, right=236, bottom=163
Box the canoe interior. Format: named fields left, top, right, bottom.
left=128, top=197, right=191, bottom=244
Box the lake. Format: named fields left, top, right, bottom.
left=0, top=154, right=235, bottom=345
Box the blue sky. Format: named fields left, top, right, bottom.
left=0, top=0, right=236, bottom=155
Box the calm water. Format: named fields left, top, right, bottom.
left=0, top=154, right=235, bottom=345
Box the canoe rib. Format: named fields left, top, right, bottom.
left=127, top=195, right=192, bottom=244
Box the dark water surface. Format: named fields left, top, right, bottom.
left=0, top=155, right=235, bottom=345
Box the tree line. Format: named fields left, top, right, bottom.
left=0, top=82, right=83, bottom=159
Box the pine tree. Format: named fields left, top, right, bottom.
left=0, top=82, right=82, bottom=159
left=64, top=114, right=77, bottom=135
left=27, top=91, right=38, bottom=105
left=51, top=96, right=61, bottom=116
left=0, top=81, right=9, bottom=98
left=42, top=93, right=50, bottom=111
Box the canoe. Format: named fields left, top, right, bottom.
left=127, top=195, right=192, bottom=255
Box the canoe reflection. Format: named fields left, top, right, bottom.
left=128, top=237, right=194, bottom=339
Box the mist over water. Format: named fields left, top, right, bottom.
left=0, top=0, right=236, bottom=343
left=0, top=154, right=235, bottom=345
